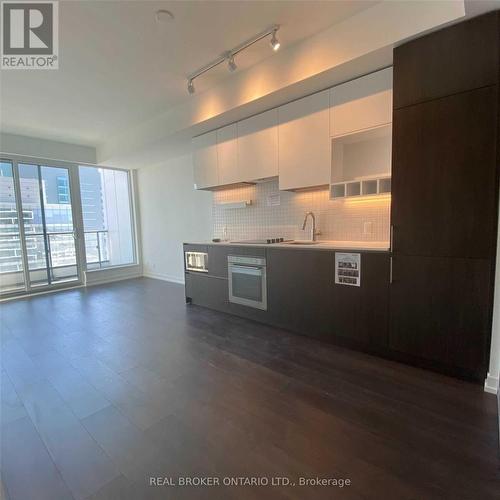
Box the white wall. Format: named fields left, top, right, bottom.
left=138, top=154, right=212, bottom=284
left=0, top=132, right=97, bottom=164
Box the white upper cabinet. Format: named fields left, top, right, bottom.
left=193, top=131, right=218, bottom=190
left=278, top=89, right=331, bottom=191
left=330, top=67, right=393, bottom=137
left=217, top=123, right=239, bottom=186
left=237, top=109, right=278, bottom=181
left=193, top=68, right=393, bottom=192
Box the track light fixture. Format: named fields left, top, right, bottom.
left=186, top=24, right=280, bottom=94
left=270, top=29, right=280, bottom=51
left=227, top=53, right=237, bottom=72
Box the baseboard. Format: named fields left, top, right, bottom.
left=85, top=271, right=142, bottom=287
left=0, top=284, right=84, bottom=302
left=143, top=272, right=185, bottom=285
left=1, top=271, right=143, bottom=300
left=484, top=373, right=499, bottom=394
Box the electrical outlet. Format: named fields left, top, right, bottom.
left=363, top=221, right=373, bottom=235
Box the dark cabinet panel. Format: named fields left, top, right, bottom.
left=331, top=282, right=360, bottom=341
left=358, top=253, right=390, bottom=348
left=266, top=248, right=334, bottom=339
left=267, top=249, right=390, bottom=348
left=391, top=86, right=498, bottom=259
left=332, top=253, right=390, bottom=349
left=389, top=255, right=492, bottom=378
left=207, top=246, right=229, bottom=278
left=393, top=11, right=499, bottom=109
left=185, top=273, right=228, bottom=312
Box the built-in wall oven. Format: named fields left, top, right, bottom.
left=185, top=251, right=208, bottom=273
left=228, top=255, right=267, bottom=310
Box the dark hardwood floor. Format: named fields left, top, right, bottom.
left=1, top=278, right=499, bottom=500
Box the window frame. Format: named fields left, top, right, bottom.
left=78, top=164, right=138, bottom=270
left=0, top=154, right=140, bottom=274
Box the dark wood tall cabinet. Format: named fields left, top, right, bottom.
left=391, top=87, right=498, bottom=259
left=390, top=11, right=500, bottom=380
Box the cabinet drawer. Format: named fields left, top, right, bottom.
left=185, top=273, right=229, bottom=312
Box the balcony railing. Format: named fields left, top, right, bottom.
left=0, top=230, right=109, bottom=274
left=84, top=230, right=110, bottom=269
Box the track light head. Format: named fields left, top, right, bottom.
left=227, top=54, right=237, bottom=72
left=187, top=25, right=281, bottom=94
left=270, top=30, right=280, bottom=51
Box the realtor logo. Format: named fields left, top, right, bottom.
left=1, top=1, right=58, bottom=69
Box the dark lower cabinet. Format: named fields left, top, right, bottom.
left=332, top=253, right=390, bottom=350
left=389, top=255, right=492, bottom=379
left=185, top=272, right=228, bottom=312
left=206, top=245, right=228, bottom=278
left=267, top=248, right=333, bottom=340
left=267, top=249, right=390, bottom=348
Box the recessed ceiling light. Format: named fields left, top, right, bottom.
left=156, top=9, right=174, bottom=23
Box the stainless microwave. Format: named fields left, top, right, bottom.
left=185, top=251, right=208, bottom=272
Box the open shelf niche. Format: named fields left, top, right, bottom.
left=330, top=124, right=392, bottom=200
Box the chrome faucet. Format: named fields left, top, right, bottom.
left=302, top=211, right=320, bottom=241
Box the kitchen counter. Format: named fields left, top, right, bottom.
left=184, top=240, right=390, bottom=252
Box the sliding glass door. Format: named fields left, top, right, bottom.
left=0, top=159, right=84, bottom=296
left=0, top=160, right=26, bottom=294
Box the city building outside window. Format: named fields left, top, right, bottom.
left=79, top=166, right=135, bottom=269
left=57, top=176, right=70, bottom=204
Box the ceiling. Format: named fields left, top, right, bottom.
left=0, top=0, right=379, bottom=147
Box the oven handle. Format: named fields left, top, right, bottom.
left=229, top=264, right=264, bottom=275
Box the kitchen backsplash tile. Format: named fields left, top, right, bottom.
left=212, top=178, right=390, bottom=242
